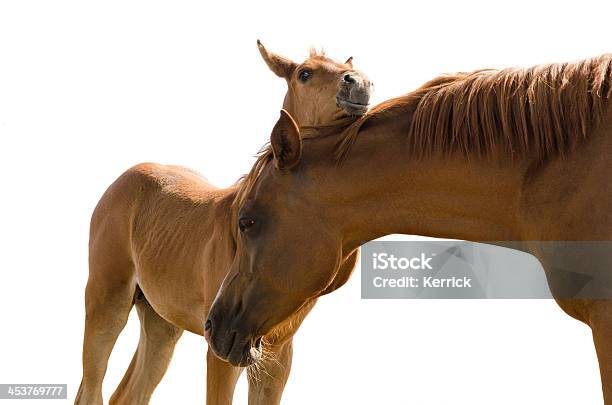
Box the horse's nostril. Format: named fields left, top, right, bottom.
left=204, top=319, right=212, bottom=332
left=343, top=74, right=356, bottom=84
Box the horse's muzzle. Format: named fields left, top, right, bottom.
left=336, top=71, right=372, bottom=115
left=204, top=312, right=260, bottom=367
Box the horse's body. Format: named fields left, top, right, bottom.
left=75, top=42, right=371, bottom=405
left=207, top=55, right=612, bottom=402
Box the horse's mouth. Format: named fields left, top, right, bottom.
left=217, top=333, right=263, bottom=367
left=337, top=97, right=369, bottom=115
left=249, top=336, right=264, bottom=362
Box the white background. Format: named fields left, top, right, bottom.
left=0, top=1, right=610, bottom=404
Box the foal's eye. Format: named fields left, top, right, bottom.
left=298, top=69, right=312, bottom=83
left=238, top=217, right=256, bottom=233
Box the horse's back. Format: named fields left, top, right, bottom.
left=91, top=162, right=216, bottom=234
left=130, top=162, right=217, bottom=198
left=89, top=162, right=223, bottom=277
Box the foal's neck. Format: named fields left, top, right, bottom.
left=330, top=128, right=529, bottom=250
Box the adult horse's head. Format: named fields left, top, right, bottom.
left=257, top=40, right=372, bottom=125
left=205, top=110, right=351, bottom=366
left=203, top=43, right=372, bottom=366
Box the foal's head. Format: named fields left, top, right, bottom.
left=258, top=40, right=372, bottom=125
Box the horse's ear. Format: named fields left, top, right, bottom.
left=345, top=56, right=353, bottom=68
left=257, top=40, right=297, bottom=79
left=271, top=110, right=302, bottom=170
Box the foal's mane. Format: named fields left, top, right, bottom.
left=236, top=54, right=612, bottom=207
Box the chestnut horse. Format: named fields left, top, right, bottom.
left=75, top=42, right=371, bottom=405
left=207, top=55, right=612, bottom=403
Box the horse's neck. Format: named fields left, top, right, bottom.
left=329, top=128, right=530, bottom=250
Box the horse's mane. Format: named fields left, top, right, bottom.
left=235, top=54, right=612, bottom=207
left=338, top=54, right=612, bottom=161
left=233, top=148, right=272, bottom=209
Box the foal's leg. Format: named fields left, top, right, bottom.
left=75, top=261, right=136, bottom=405
left=206, top=349, right=243, bottom=405
left=590, top=300, right=612, bottom=404
left=247, top=338, right=293, bottom=405
left=109, top=292, right=183, bottom=405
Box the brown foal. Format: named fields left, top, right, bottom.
left=74, top=42, right=371, bottom=405
left=207, top=55, right=612, bottom=403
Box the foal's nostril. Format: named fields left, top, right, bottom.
left=343, top=74, right=356, bottom=84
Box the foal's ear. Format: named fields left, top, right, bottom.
left=271, top=110, right=302, bottom=170
left=344, top=56, right=353, bottom=68
left=257, top=40, right=297, bottom=79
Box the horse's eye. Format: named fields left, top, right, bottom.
left=238, top=217, right=256, bottom=233
left=298, top=70, right=312, bottom=83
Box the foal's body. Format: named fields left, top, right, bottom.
left=75, top=43, right=371, bottom=405
left=86, top=166, right=314, bottom=405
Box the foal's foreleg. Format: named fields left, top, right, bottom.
left=109, top=293, right=183, bottom=405
left=206, top=348, right=243, bottom=405
left=590, top=300, right=612, bottom=404
left=247, top=338, right=293, bottom=405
